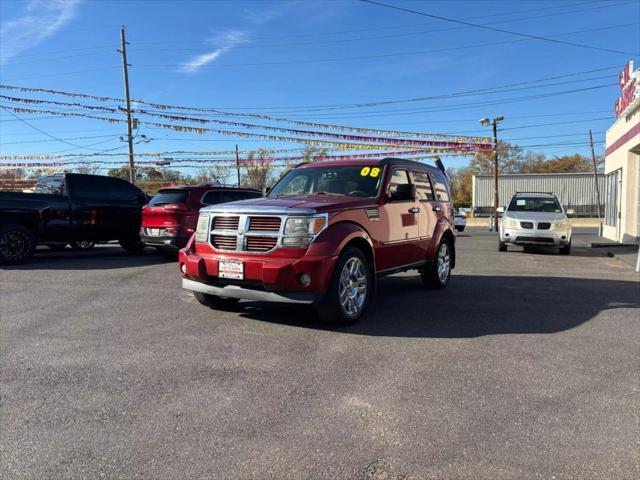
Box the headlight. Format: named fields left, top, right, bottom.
left=503, top=217, right=519, bottom=229
left=282, top=214, right=327, bottom=248
left=553, top=219, right=570, bottom=230
left=195, top=213, right=210, bottom=243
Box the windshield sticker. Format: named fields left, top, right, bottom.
left=360, top=166, right=380, bottom=177
left=516, top=199, right=526, bottom=206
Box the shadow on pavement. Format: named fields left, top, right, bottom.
left=235, top=274, right=639, bottom=338
left=1, top=246, right=175, bottom=271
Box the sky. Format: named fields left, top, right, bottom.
left=0, top=0, right=639, bottom=177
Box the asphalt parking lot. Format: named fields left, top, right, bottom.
left=2, top=230, right=639, bottom=479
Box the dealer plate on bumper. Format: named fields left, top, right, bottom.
left=219, top=259, right=244, bottom=280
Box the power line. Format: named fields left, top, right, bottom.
left=0, top=106, right=119, bottom=151
left=123, top=1, right=632, bottom=54
left=360, top=0, right=640, bottom=56
left=0, top=1, right=601, bottom=62
left=0, top=134, right=122, bottom=145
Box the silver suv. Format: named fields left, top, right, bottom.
left=498, top=192, right=573, bottom=255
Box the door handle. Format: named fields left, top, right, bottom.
left=408, top=207, right=420, bottom=214
left=432, top=206, right=442, bottom=212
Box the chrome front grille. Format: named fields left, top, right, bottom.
left=248, top=216, right=281, bottom=231
left=209, top=214, right=285, bottom=254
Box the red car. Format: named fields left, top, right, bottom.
left=141, top=185, right=262, bottom=254
left=179, top=158, right=456, bottom=325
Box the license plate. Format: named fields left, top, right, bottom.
left=219, top=259, right=244, bottom=280
left=148, top=228, right=161, bottom=236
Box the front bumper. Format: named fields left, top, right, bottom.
left=182, top=278, right=321, bottom=304
left=179, top=247, right=338, bottom=304
left=141, top=233, right=189, bottom=250
left=500, top=227, right=571, bottom=246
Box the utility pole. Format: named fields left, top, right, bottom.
left=589, top=129, right=603, bottom=235
left=118, top=26, right=136, bottom=184
left=492, top=120, right=499, bottom=233
left=235, top=144, right=241, bottom=187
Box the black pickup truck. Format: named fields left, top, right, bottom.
left=0, top=173, right=147, bottom=264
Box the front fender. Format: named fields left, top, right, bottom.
left=307, top=221, right=373, bottom=258
left=306, top=222, right=374, bottom=291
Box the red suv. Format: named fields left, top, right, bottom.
left=141, top=185, right=261, bottom=254
left=179, top=158, right=455, bottom=325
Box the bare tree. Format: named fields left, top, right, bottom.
left=194, top=166, right=233, bottom=185
left=241, top=149, right=276, bottom=191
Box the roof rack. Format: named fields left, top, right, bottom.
left=514, top=191, right=555, bottom=195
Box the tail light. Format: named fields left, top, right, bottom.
left=163, top=203, right=189, bottom=211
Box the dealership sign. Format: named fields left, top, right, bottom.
left=614, top=61, right=638, bottom=117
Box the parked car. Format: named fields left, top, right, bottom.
left=498, top=192, right=573, bottom=255
left=179, top=158, right=456, bottom=325
left=454, top=212, right=466, bottom=232
left=141, top=185, right=262, bottom=255
left=0, top=173, right=147, bottom=264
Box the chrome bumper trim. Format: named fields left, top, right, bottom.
left=182, top=278, right=320, bottom=304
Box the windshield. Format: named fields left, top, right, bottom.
left=269, top=165, right=384, bottom=198
left=150, top=190, right=189, bottom=206
left=508, top=196, right=562, bottom=213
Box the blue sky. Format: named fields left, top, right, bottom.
left=1, top=0, right=639, bottom=174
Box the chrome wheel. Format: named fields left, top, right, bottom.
left=338, top=257, right=367, bottom=317
left=437, top=242, right=451, bottom=284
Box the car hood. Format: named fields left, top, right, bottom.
left=504, top=211, right=567, bottom=222
left=200, top=194, right=375, bottom=215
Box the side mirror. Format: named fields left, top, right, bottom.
left=566, top=208, right=575, bottom=215
left=496, top=206, right=505, bottom=213
left=389, top=184, right=416, bottom=201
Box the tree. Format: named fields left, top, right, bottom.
left=447, top=167, right=473, bottom=206
left=301, top=146, right=329, bottom=163
left=469, top=141, right=525, bottom=175
left=241, top=149, right=276, bottom=191
left=520, top=153, right=603, bottom=173
left=74, top=165, right=102, bottom=175
left=193, top=166, right=233, bottom=185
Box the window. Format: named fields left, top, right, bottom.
left=412, top=171, right=434, bottom=201
left=68, top=175, right=142, bottom=202
left=604, top=169, right=621, bottom=227
left=269, top=165, right=383, bottom=198
left=508, top=196, right=562, bottom=213
left=430, top=172, right=450, bottom=202
left=201, top=190, right=262, bottom=205
left=150, top=190, right=189, bottom=206
left=34, top=176, right=65, bottom=195
left=388, top=169, right=411, bottom=197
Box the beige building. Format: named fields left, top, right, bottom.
left=604, top=61, right=640, bottom=243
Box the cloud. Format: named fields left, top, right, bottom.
left=178, top=29, right=250, bottom=74
left=0, top=0, right=81, bottom=64
left=243, top=6, right=284, bottom=26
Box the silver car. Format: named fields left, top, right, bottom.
left=498, top=192, right=573, bottom=255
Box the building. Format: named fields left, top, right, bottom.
left=472, top=173, right=604, bottom=217
left=604, top=61, right=640, bottom=244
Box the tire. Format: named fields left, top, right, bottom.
left=119, top=237, right=146, bottom=253
left=70, top=240, right=95, bottom=251
left=0, top=224, right=37, bottom=265
left=316, top=247, right=371, bottom=326
left=45, top=243, right=68, bottom=251
left=559, top=241, right=571, bottom=255
left=422, top=238, right=453, bottom=289
left=498, top=241, right=507, bottom=252
left=193, top=291, right=240, bottom=309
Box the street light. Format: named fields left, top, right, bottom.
left=479, top=115, right=505, bottom=232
